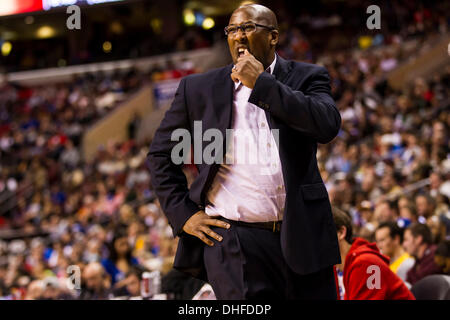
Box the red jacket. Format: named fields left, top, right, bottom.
left=343, top=238, right=415, bottom=300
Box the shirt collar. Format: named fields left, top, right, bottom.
left=266, top=54, right=277, bottom=75
left=234, top=54, right=277, bottom=90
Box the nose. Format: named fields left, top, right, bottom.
left=234, top=28, right=247, bottom=41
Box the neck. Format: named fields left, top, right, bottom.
left=263, top=52, right=276, bottom=70
left=392, top=246, right=405, bottom=261
left=417, top=244, right=428, bottom=259
left=337, top=240, right=352, bottom=271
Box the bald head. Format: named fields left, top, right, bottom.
left=83, top=262, right=106, bottom=291
left=227, top=4, right=279, bottom=69
left=84, top=262, right=104, bottom=277
left=232, top=4, right=278, bottom=29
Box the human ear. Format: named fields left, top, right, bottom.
left=337, top=226, right=347, bottom=241
left=270, top=30, right=279, bottom=46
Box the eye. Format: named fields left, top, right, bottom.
left=227, top=26, right=237, bottom=34
left=244, top=24, right=255, bottom=33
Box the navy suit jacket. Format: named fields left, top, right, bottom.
left=147, top=55, right=342, bottom=280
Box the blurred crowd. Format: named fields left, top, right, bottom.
left=0, top=60, right=198, bottom=300
left=0, top=1, right=449, bottom=300
left=0, top=134, right=181, bottom=299
left=315, top=37, right=450, bottom=290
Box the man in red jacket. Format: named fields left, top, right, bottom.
left=332, top=207, right=415, bottom=300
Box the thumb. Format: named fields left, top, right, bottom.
left=244, top=49, right=251, bottom=56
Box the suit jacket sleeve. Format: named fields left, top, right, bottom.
left=248, top=66, right=341, bottom=144
left=146, top=77, right=200, bottom=237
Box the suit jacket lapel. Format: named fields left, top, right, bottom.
left=212, top=64, right=234, bottom=149
left=265, top=54, right=291, bottom=126
left=272, top=54, right=291, bottom=83
left=199, top=65, right=233, bottom=205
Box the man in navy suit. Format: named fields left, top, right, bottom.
left=147, top=4, right=341, bottom=299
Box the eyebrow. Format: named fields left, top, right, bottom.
left=227, top=20, right=255, bottom=26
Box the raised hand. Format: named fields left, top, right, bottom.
left=231, top=49, right=264, bottom=88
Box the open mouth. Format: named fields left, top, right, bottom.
left=237, top=48, right=246, bottom=58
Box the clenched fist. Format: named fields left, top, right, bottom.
left=231, top=49, right=264, bottom=89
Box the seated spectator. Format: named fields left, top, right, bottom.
left=375, top=222, right=415, bottom=283
left=415, top=194, right=436, bottom=220
left=427, top=214, right=447, bottom=244
left=333, top=207, right=415, bottom=300
left=101, top=228, right=139, bottom=286
left=41, top=276, right=74, bottom=300
left=111, top=266, right=144, bottom=298
left=403, top=223, right=444, bottom=285
left=25, top=280, right=44, bottom=300
left=374, top=200, right=398, bottom=224
left=79, top=262, right=111, bottom=300
left=434, top=240, right=450, bottom=275
left=398, top=203, right=418, bottom=224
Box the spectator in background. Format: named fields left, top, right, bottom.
left=60, top=140, right=81, bottom=170
left=101, top=228, right=139, bottom=287
left=375, top=222, right=415, bottom=283
left=127, top=113, right=141, bottom=141
left=112, top=266, right=144, bottom=298
left=41, top=276, right=73, bottom=300
left=25, top=280, right=44, bottom=300
left=79, top=262, right=110, bottom=300
left=427, top=214, right=447, bottom=244
left=333, top=207, right=415, bottom=300
left=434, top=240, right=450, bottom=275
left=403, top=223, right=444, bottom=285
left=123, top=267, right=142, bottom=297
left=374, top=200, right=398, bottom=224
left=399, top=203, right=418, bottom=224
left=415, top=194, right=436, bottom=220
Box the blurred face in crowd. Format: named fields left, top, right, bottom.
left=26, top=280, right=44, bottom=300
left=403, top=229, right=421, bottom=257
left=432, top=121, right=445, bottom=145
left=427, top=215, right=443, bottom=244
left=125, top=273, right=140, bottom=297
left=360, top=208, right=373, bottom=223
left=399, top=206, right=416, bottom=222
left=114, top=236, right=130, bottom=257
left=397, top=95, right=410, bottom=113
left=227, top=4, right=279, bottom=69
left=435, top=254, right=450, bottom=273
left=375, top=227, right=397, bottom=257
left=361, top=171, right=375, bottom=192
left=415, top=195, right=432, bottom=217
left=83, top=263, right=104, bottom=292
left=374, top=201, right=395, bottom=223
left=429, top=172, right=442, bottom=190
left=397, top=196, right=410, bottom=210
left=380, top=116, right=393, bottom=134
left=381, top=174, right=395, bottom=192
left=42, top=284, right=60, bottom=300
